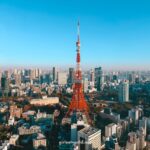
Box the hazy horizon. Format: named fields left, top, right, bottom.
left=1, top=63, right=150, bottom=72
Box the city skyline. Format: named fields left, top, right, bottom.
left=1, top=0, right=150, bottom=70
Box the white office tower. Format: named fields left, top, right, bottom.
left=137, top=128, right=146, bottom=150
left=78, top=127, right=101, bottom=150
left=105, top=123, right=117, bottom=138
left=83, top=78, right=89, bottom=93
left=139, top=117, right=147, bottom=136
left=118, top=80, right=129, bottom=103
left=57, top=72, right=67, bottom=85
left=128, top=107, right=143, bottom=124
left=126, top=132, right=137, bottom=150
left=35, top=68, right=41, bottom=78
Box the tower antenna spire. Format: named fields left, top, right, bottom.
left=77, top=21, right=80, bottom=42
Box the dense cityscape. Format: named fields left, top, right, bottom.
left=0, top=21, right=150, bottom=150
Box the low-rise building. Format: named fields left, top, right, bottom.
left=33, top=133, right=47, bottom=149
left=8, top=116, right=15, bottom=126
left=9, top=134, right=19, bottom=146
left=30, top=97, right=59, bottom=106
left=18, top=125, right=41, bottom=135
left=10, top=105, right=22, bottom=118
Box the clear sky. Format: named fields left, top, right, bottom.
left=0, top=0, right=150, bottom=70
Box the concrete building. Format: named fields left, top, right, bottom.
left=83, top=78, right=89, bottom=93
left=0, top=141, right=10, bottom=150
left=18, top=126, right=41, bottom=135
left=29, top=69, right=36, bottom=80
left=90, top=69, right=95, bottom=88
left=137, top=129, right=146, bottom=150
left=14, top=74, right=21, bottom=86
left=57, top=72, right=67, bottom=85
left=118, top=80, right=129, bottom=103
left=68, top=111, right=90, bottom=142
left=30, top=97, right=59, bottom=106
left=139, top=117, right=147, bottom=136
left=146, top=135, right=150, bottom=150
left=1, top=74, right=10, bottom=97
left=52, top=67, right=57, bottom=82
left=78, top=127, right=101, bottom=150
left=128, top=72, right=136, bottom=84
left=10, top=105, right=22, bottom=118
left=33, top=133, right=47, bottom=149
left=68, top=68, right=74, bottom=86
left=9, top=135, right=19, bottom=146
left=126, top=132, right=137, bottom=150
left=125, top=130, right=146, bottom=150
left=105, top=123, right=117, bottom=138
left=95, top=67, right=104, bottom=91
left=35, top=68, right=41, bottom=78
left=128, top=107, right=143, bottom=124
left=8, top=116, right=15, bottom=126
left=71, top=121, right=89, bottom=142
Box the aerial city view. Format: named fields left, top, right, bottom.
left=0, top=0, right=150, bottom=150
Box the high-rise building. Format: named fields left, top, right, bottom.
left=68, top=68, right=74, bottom=86
left=57, top=72, right=67, bottom=85
left=4, top=70, right=10, bottom=78
left=95, top=67, right=104, bottom=91
left=128, top=107, right=143, bottom=124
left=1, top=74, right=10, bottom=97
left=29, top=69, right=36, bottom=80
left=128, top=72, right=136, bottom=84
left=126, top=132, right=137, bottom=150
left=139, top=117, right=147, bottom=136
left=90, top=69, right=95, bottom=82
left=40, top=74, right=51, bottom=84
left=83, top=78, right=89, bottom=93
left=78, top=127, right=101, bottom=150
left=137, top=129, right=146, bottom=150
left=112, top=74, right=118, bottom=82
left=52, top=67, right=57, bottom=82
left=35, top=68, right=41, bottom=78
left=118, top=80, right=129, bottom=103
left=24, top=69, right=30, bottom=77
left=126, top=130, right=146, bottom=150
left=0, top=70, right=2, bottom=85
left=105, top=123, right=117, bottom=138
left=89, top=69, right=95, bottom=88
left=14, top=74, right=21, bottom=86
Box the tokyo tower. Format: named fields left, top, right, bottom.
left=66, top=22, right=89, bottom=117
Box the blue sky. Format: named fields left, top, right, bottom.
left=0, top=0, right=150, bottom=69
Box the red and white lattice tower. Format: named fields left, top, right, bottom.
left=66, top=22, right=89, bottom=117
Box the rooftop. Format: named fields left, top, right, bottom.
left=79, top=127, right=100, bottom=136
left=10, top=134, right=19, bottom=140
left=106, top=123, right=116, bottom=127
left=31, top=97, right=59, bottom=101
